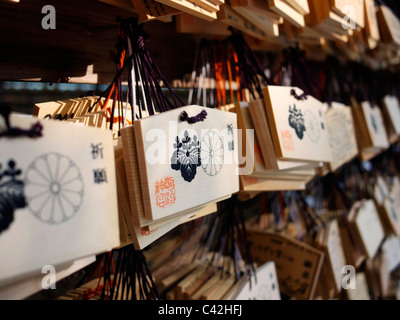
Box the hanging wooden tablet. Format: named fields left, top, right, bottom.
left=179, top=0, right=220, bottom=12
left=114, top=145, right=133, bottom=247
left=381, top=196, right=400, bottom=237
left=306, top=0, right=352, bottom=39
left=232, top=261, right=281, bottom=300
left=0, top=255, right=96, bottom=300
left=387, top=178, right=400, bottom=234
left=373, top=251, right=391, bottom=298
left=116, top=145, right=178, bottom=250
left=346, top=272, right=371, bottom=300
left=377, top=5, right=400, bottom=46
left=0, top=114, right=120, bottom=286
left=348, top=200, right=385, bottom=260
left=382, top=95, right=400, bottom=139
left=364, top=0, right=380, bottom=49
left=373, top=175, right=389, bottom=207
left=234, top=102, right=256, bottom=177
left=190, top=271, right=222, bottom=300
left=217, top=4, right=268, bottom=40
left=130, top=0, right=181, bottom=22
left=352, top=100, right=390, bottom=161
left=382, top=236, right=400, bottom=274
left=262, top=86, right=333, bottom=164
left=240, top=176, right=308, bottom=192
left=339, top=206, right=366, bottom=269
left=34, top=97, right=133, bottom=140
left=235, top=102, right=316, bottom=192
left=236, top=102, right=314, bottom=179
left=34, top=99, right=81, bottom=120
left=120, top=125, right=147, bottom=226
left=176, top=13, right=230, bottom=36
left=154, top=0, right=218, bottom=21
left=282, top=0, right=309, bottom=15
left=222, top=273, right=248, bottom=300
left=144, top=199, right=220, bottom=230
left=330, top=0, right=365, bottom=29
left=133, top=105, right=239, bottom=221
left=247, top=99, right=278, bottom=171
left=247, top=231, right=325, bottom=300
left=268, top=0, right=305, bottom=28
left=316, top=219, right=347, bottom=294
left=232, top=0, right=283, bottom=22
left=248, top=99, right=320, bottom=171
left=231, top=6, right=280, bottom=37
left=372, top=176, right=393, bottom=237
left=324, top=102, right=358, bottom=172
left=118, top=130, right=220, bottom=249
left=175, top=263, right=214, bottom=299
left=34, top=96, right=116, bottom=121
left=202, top=273, right=237, bottom=300
left=360, top=102, right=390, bottom=150
left=208, top=0, right=224, bottom=5
left=364, top=258, right=382, bottom=300
left=121, top=124, right=222, bottom=230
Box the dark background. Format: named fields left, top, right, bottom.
left=0, top=0, right=399, bottom=114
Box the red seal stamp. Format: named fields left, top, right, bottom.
left=243, top=176, right=259, bottom=184
left=141, top=227, right=160, bottom=236
left=155, top=176, right=176, bottom=208
left=281, top=130, right=294, bottom=152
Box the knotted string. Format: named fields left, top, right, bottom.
left=180, top=110, right=207, bottom=124
left=228, top=27, right=275, bottom=100
left=290, top=89, right=308, bottom=101
left=90, top=17, right=184, bottom=123
left=321, top=56, right=352, bottom=106
left=0, top=103, right=43, bottom=138
left=127, top=21, right=184, bottom=111
left=85, top=245, right=160, bottom=300
left=348, top=62, right=377, bottom=108
left=279, top=46, right=327, bottom=103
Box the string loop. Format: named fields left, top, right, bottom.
left=290, top=89, right=308, bottom=101
left=180, top=110, right=208, bottom=124
left=0, top=103, right=43, bottom=139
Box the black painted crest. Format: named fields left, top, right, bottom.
left=171, top=130, right=201, bottom=182
left=0, top=160, right=26, bottom=234
left=289, top=105, right=306, bottom=140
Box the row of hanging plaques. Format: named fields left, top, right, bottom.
left=15, top=83, right=400, bottom=247
left=234, top=84, right=400, bottom=199
left=0, top=92, right=242, bottom=295
left=1, top=81, right=400, bottom=297
left=237, top=175, right=400, bottom=300
left=0, top=112, right=120, bottom=292
left=130, top=0, right=400, bottom=59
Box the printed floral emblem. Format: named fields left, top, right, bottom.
left=155, top=176, right=176, bottom=208
left=371, top=114, right=378, bottom=133
left=281, top=130, right=294, bottom=152
left=171, top=130, right=201, bottom=182
left=201, top=131, right=224, bottom=176
left=304, top=110, right=320, bottom=143
left=25, top=153, right=84, bottom=224
left=288, top=105, right=306, bottom=140
left=0, top=160, right=27, bottom=234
